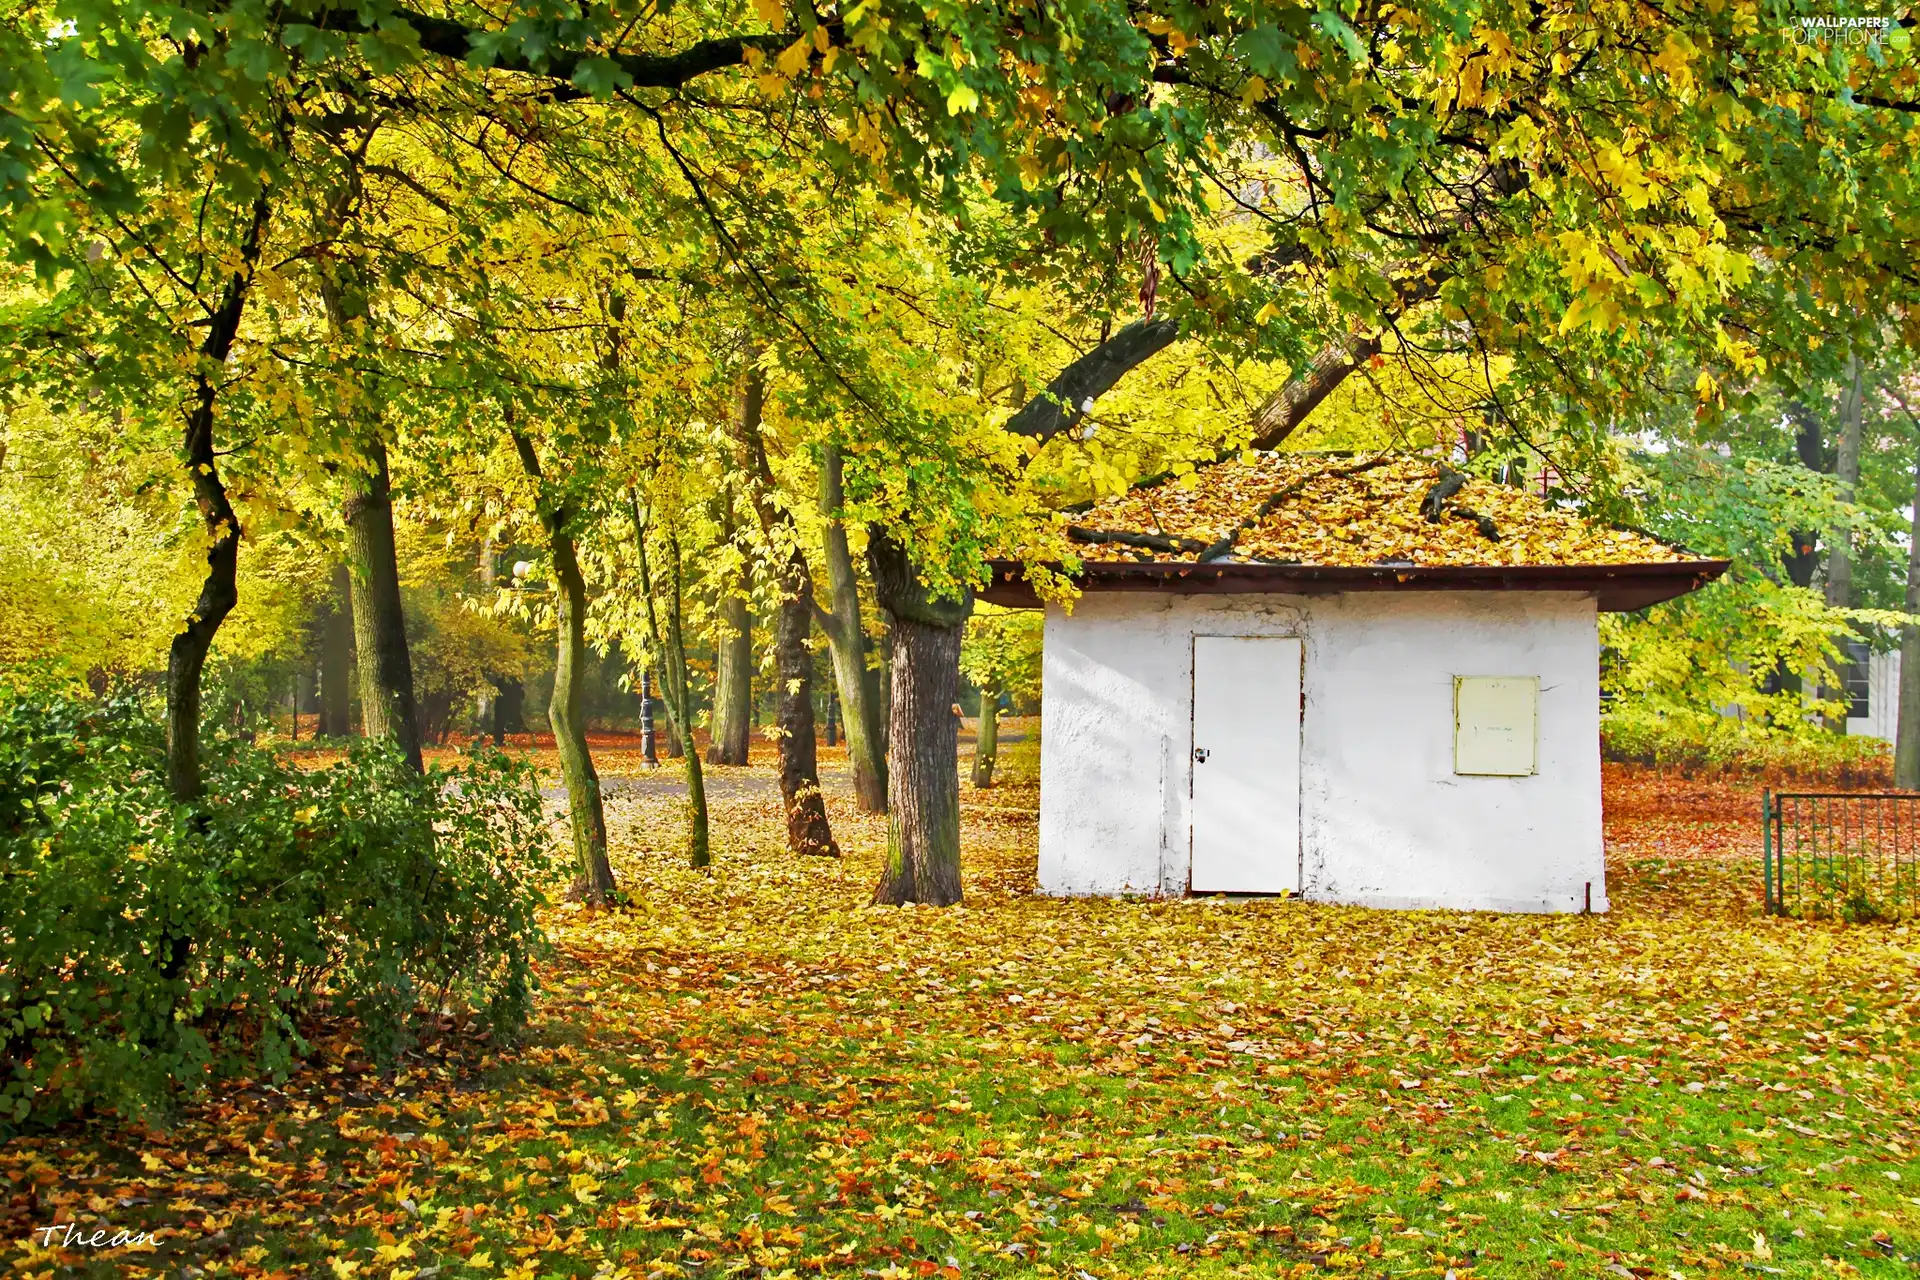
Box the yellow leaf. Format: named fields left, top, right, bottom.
left=946, top=83, right=980, bottom=114
left=753, top=0, right=783, bottom=20
left=776, top=37, right=811, bottom=77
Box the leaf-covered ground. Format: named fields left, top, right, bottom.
left=8, top=747, right=1920, bottom=1279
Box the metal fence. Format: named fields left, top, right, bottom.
left=1764, top=790, right=1920, bottom=920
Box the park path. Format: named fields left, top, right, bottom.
left=539, top=724, right=1028, bottom=802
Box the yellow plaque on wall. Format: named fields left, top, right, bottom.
left=1453, top=676, right=1539, bottom=776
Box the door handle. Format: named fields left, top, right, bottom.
left=1193, top=747, right=1209, bottom=763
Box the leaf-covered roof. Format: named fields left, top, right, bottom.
left=1065, top=453, right=1694, bottom=569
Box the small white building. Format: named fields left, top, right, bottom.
left=984, top=453, right=1727, bottom=914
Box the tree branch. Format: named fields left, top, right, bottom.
left=1003, top=317, right=1180, bottom=444
left=313, top=5, right=805, bottom=91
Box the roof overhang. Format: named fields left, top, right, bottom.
left=979, top=558, right=1732, bottom=613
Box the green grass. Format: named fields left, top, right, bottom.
left=7, top=771, right=1920, bottom=1279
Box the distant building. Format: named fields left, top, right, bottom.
left=1845, top=644, right=1900, bottom=742
left=985, top=453, right=1728, bottom=914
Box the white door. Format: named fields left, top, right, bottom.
left=1190, top=636, right=1302, bottom=894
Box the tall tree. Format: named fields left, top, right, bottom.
left=1823, top=358, right=1866, bottom=728
left=317, top=188, right=427, bottom=769
left=734, top=366, right=839, bottom=858
left=817, top=446, right=887, bottom=811
left=706, top=523, right=754, bottom=767
left=868, top=532, right=966, bottom=905
left=318, top=563, right=353, bottom=736
left=1899, top=438, right=1920, bottom=790
left=162, top=193, right=272, bottom=801
left=510, top=424, right=618, bottom=905
left=340, top=435, right=425, bottom=771
left=633, top=490, right=711, bottom=868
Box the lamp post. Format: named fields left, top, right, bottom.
left=640, top=668, right=658, bottom=767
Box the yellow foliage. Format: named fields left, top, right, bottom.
left=1074, top=453, right=1691, bottom=567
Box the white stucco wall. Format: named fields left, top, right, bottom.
left=1037, top=590, right=1607, bottom=913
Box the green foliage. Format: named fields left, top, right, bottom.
left=1601, top=703, right=1891, bottom=784
left=0, top=684, right=556, bottom=1125
left=1601, top=410, right=1918, bottom=739
left=959, top=604, right=1042, bottom=706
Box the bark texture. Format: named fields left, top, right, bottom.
left=634, top=497, right=711, bottom=868
left=1898, top=441, right=1920, bottom=790
left=1782, top=403, right=1826, bottom=590
left=165, top=192, right=268, bottom=803
left=971, top=683, right=1000, bottom=789
left=734, top=365, right=838, bottom=857
left=341, top=435, right=425, bottom=772
left=869, top=531, right=970, bottom=905
left=1824, top=360, right=1865, bottom=729
left=770, top=576, right=838, bottom=856
left=550, top=534, right=617, bottom=900
left=1003, top=318, right=1179, bottom=445
left=318, top=562, right=353, bottom=737
left=511, top=429, right=617, bottom=903
left=706, top=583, right=753, bottom=765
left=1244, top=274, right=1447, bottom=450
left=476, top=537, right=497, bottom=733
left=1826, top=358, right=1864, bottom=612
left=818, top=446, right=888, bottom=811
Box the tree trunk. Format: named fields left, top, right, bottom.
left=706, top=586, right=752, bottom=765
left=819, top=446, right=888, bottom=811
left=341, top=434, right=425, bottom=772
left=869, top=531, right=970, bottom=905
left=1783, top=402, right=1826, bottom=590
left=510, top=427, right=617, bottom=904
left=875, top=625, right=893, bottom=758
left=476, top=536, right=497, bottom=735
left=1827, top=359, right=1864, bottom=610
left=632, top=497, right=711, bottom=868
left=492, top=677, right=522, bottom=744
left=971, top=681, right=1000, bottom=788
left=1897, top=440, right=1920, bottom=790
left=318, top=561, right=353, bottom=737
left=164, top=194, right=268, bottom=804
left=167, top=386, right=242, bottom=804
left=733, top=364, right=838, bottom=857
left=771, top=575, right=839, bottom=856
left=1825, top=358, right=1865, bottom=729
left=550, top=537, right=617, bottom=901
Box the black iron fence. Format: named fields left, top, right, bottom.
left=1764, top=790, right=1920, bottom=920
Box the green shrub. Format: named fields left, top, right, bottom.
left=1601, top=705, right=1892, bottom=785
left=0, top=684, right=557, bottom=1125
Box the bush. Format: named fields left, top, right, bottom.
left=1601, top=705, right=1893, bottom=785
left=0, top=684, right=557, bottom=1125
